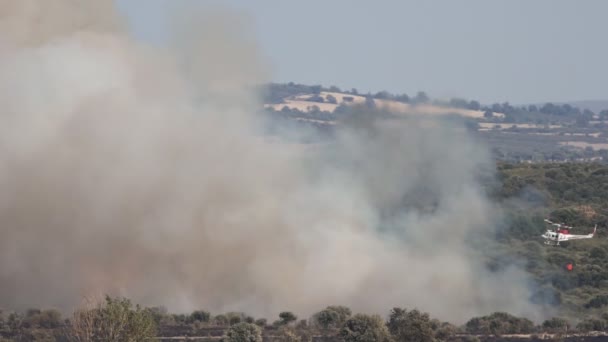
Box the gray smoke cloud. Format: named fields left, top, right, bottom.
left=0, top=0, right=547, bottom=324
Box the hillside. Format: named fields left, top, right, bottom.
left=262, top=83, right=608, bottom=163
left=264, top=91, right=503, bottom=119
left=493, top=162, right=608, bottom=322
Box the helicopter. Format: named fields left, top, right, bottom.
left=541, top=219, right=597, bottom=246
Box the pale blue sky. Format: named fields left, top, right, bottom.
left=115, top=0, right=607, bottom=105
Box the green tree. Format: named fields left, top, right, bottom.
left=542, top=317, right=569, bottom=333
left=279, top=312, right=298, bottom=325
left=189, top=310, right=210, bottom=323
left=590, top=247, right=607, bottom=259
left=465, top=312, right=534, bottom=336
left=314, top=309, right=339, bottom=329
left=254, top=318, right=267, bottom=327
left=387, top=308, right=434, bottom=342
left=433, top=321, right=458, bottom=341
left=395, top=93, right=410, bottom=103
left=23, top=309, right=62, bottom=329
left=585, top=295, right=608, bottom=309
left=221, top=322, right=263, bottom=342
left=68, top=296, right=157, bottom=342
left=226, top=312, right=244, bottom=326
left=449, top=98, right=469, bottom=109
left=414, top=91, right=429, bottom=104
left=468, top=100, right=481, bottom=111
left=215, top=314, right=229, bottom=326
left=339, top=314, right=393, bottom=342
left=313, top=306, right=352, bottom=329
left=310, top=85, right=322, bottom=94
left=576, top=318, right=606, bottom=332
left=278, top=326, right=302, bottom=342
left=145, top=307, right=168, bottom=326
left=374, top=91, right=392, bottom=100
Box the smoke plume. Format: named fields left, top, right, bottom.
left=0, top=0, right=545, bottom=324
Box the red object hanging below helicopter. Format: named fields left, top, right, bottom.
left=566, top=263, right=573, bottom=271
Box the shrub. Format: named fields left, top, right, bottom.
left=222, top=322, right=262, bottom=342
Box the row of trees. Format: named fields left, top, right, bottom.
left=0, top=296, right=156, bottom=341
left=263, top=83, right=608, bottom=133
left=261, top=82, right=431, bottom=105
left=262, top=82, right=608, bottom=123
left=2, top=298, right=606, bottom=341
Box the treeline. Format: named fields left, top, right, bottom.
left=491, top=162, right=608, bottom=241
left=260, top=82, right=430, bottom=105
left=430, top=98, right=607, bottom=127
left=1, top=297, right=603, bottom=341
left=495, top=162, right=608, bottom=216
left=261, top=83, right=608, bottom=127
left=265, top=102, right=479, bottom=129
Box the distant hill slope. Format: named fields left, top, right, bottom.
left=264, top=91, right=504, bottom=119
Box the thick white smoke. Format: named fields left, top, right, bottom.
left=0, top=0, right=546, bottom=324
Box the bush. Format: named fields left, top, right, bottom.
left=585, top=295, right=608, bottom=309
left=68, top=296, right=157, bottom=342
left=312, top=306, right=352, bottom=329
left=214, top=314, right=229, bottom=326
left=254, top=318, right=267, bottom=327
left=229, top=314, right=242, bottom=326
left=576, top=318, right=606, bottom=332
left=465, top=312, right=534, bottom=336
left=279, top=312, right=298, bottom=325
left=387, top=308, right=434, bottom=342
left=189, top=310, right=211, bottom=323
left=313, top=309, right=339, bottom=329
left=542, top=317, right=570, bottom=333
left=222, top=322, right=262, bottom=342
left=20, top=309, right=62, bottom=329
left=339, top=314, right=392, bottom=342
left=590, top=247, right=607, bottom=259
left=278, top=327, right=302, bottom=342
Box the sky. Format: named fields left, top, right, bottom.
left=115, top=0, right=608, bottom=105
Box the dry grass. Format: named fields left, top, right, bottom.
left=320, top=91, right=367, bottom=104
left=266, top=91, right=502, bottom=119
left=264, top=101, right=338, bottom=112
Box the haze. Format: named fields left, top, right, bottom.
left=0, top=0, right=550, bottom=324
left=116, top=0, right=608, bottom=105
